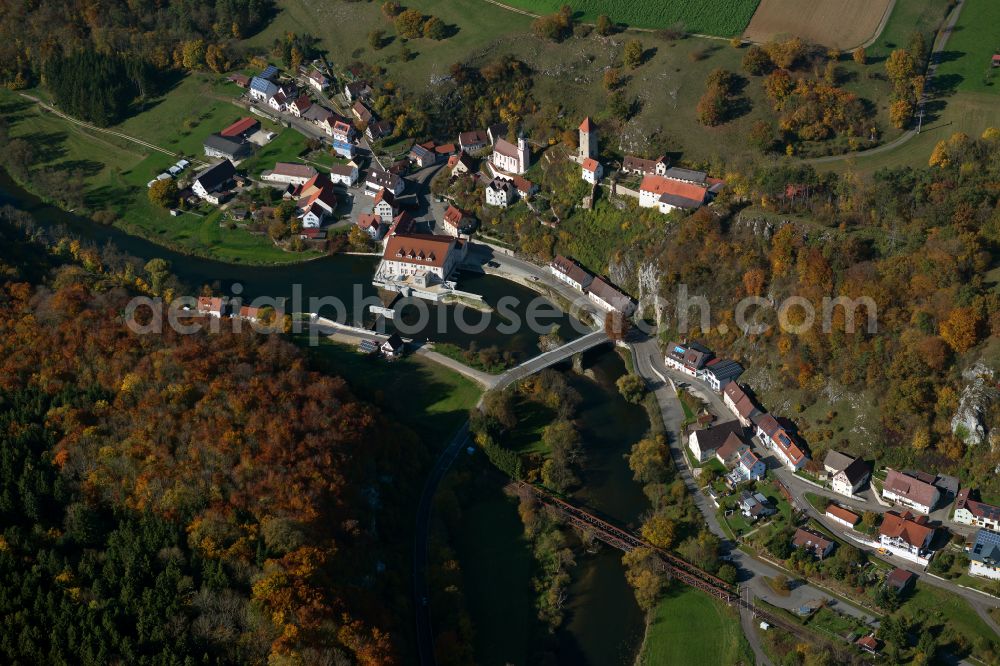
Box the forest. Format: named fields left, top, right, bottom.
left=0, top=215, right=420, bottom=664
left=1, top=0, right=272, bottom=124
left=484, top=128, right=1000, bottom=497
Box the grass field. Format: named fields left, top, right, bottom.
left=893, top=582, right=999, bottom=663
left=867, top=0, right=951, bottom=60
left=743, top=0, right=893, bottom=49
left=639, top=586, right=753, bottom=665
left=303, top=339, right=480, bottom=443
left=496, top=0, right=760, bottom=35
left=0, top=77, right=319, bottom=265
left=932, top=0, right=1000, bottom=95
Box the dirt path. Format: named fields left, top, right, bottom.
left=16, top=92, right=207, bottom=168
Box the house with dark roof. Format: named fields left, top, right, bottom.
left=485, top=177, right=516, bottom=207
left=793, top=527, right=835, bottom=559
left=723, top=383, right=762, bottom=427
left=381, top=333, right=405, bottom=359
left=755, top=415, right=807, bottom=471
left=449, top=151, right=475, bottom=177
left=192, top=160, right=237, bottom=204
left=739, top=491, right=775, bottom=521
left=882, top=469, right=940, bottom=514
left=664, top=340, right=713, bottom=377
left=954, top=489, right=1000, bottom=531
left=365, top=168, right=405, bottom=196
left=373, top=187, right=399, bottom=223
left=586, top=276, right=636, bottom=316
left=967, top=529, right=1000, bottom=580
left=289, top=94, right=312, bottom=118
left=886, top=567, right=916, bottom=592
left=549, top=255, right=595, bottom=292
left=344, top=80, right=372, bottom=102
left=823, top=450, right=856, bottom=476
left=688, top=420, right=745, bottom=462
left=700, top=358, right=744, bottom=392
left=203, top=134, right=252, bottom=161
left=409, top=143, right=437, bottom=168
left=458, top=130, right=489, bottom=153
left=259, top=65, right=280, bottom=81
left=306, top=69, right=329, bottom=91
left=664, top=166, right=708, bottom=184
left=832, top=457, right=871, bottom=497
left=878, top=510, right=935, bottom=559
left=622, top=155, right=669, bottom=176
left=715, top=432, right=750, bottom=467
left=249, top=76, right=279, bottom=101
left=366, top=119, right=394, bottom=141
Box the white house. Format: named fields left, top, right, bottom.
left=755, top=414, right=807, bottom=471
left=267, top=91, right=288, bottom=113
left=878, top=510, right=934, bottom=560
left=832, top=458, right=871, bottom=497
left=381, top=233, right=463, bottom=282
left=373, top=188, right=399, bottom=223
left=306, top=69, right=329, bottom=91
left=356, top=213, right=385, bottom=241
left=954, top=489, right=1000, bottom=531
left=581, top=158, right=603, bottom=184
left=449, top=151, right=474, bottom=177
left=723, top=382, right=761, bottom=428
left=688, top=421, right=745, bottom=463
left=249, top=76, right=279, bottom=102
left=698, top=358, right=744, bottom=392
left=288, top=94, right=312, bottom=118
left=441, top=205, right=474, bottom=238
left=968, top=529, right=1000, bottom=580
left=262, top=162, right=317, bottom=187
left=328, top=162, right=359, bottom=187
left=491, top=137, right=529, bottom=175
left=549, top=255, right=594, bottom=292
left=296, top=174, right=338, bottom=228
left=485, top=177, right=516, bottom=207
left=638, top=174, right=709, bottom=214
left=332, top=119, right=354, bottom=144
left=622, top=155, right=669, bottom=176
left=586, top=276, right=636, bottom=316
left=664, top=341, right=713, bottom=377
left=727, top=450, right=766, bottom=487
left=192, top=160, right=236, bottom=204
left=381, top=333, right=405, bottom=359
left=882, top=469, right=940, bottom=514
left=458, top=130, right=488, bottom=153
left=366, top=168, right=405, bottom=196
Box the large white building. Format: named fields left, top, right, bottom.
left=831, top=457, right=871, bottom=497
left=882, top=469, right=940, bottom=514
left=485, top=177, right=516, bottom=207
left=380, top=233, right=463, bottom=282
left=581, top=158, right=603, bottom=184
left=491, top=137, right=529, bottom=175
left=878, top=510, right=934, bottom=560
left=261, top=162, right=317, bottom=186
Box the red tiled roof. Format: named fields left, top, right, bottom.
left=356, top=213, right=380, bottom=230
left=825, top=504, right=859, bottom=526
left=884, top=469, right=939, bottom=508
left=640, top=174, right=708, bottom=203
left=443, top=205, right=465, bottom=229
left=383, top=233, right=456, bottom=268
left=220, top=117, right=258, bottom=137
left=582, top=158, right=600, bottom=172
left=579, top=116, right=594, bottom=132
left=879, top=510, right=933, bottom=549
left=271, top=162, right=317, bottom=179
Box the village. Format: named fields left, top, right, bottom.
left=135, top=58, right=999, bottom=660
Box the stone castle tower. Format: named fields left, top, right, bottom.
left=578, top=117, right=597, bottom=161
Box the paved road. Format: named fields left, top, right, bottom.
left=631, top=338, right=880, bottom=663
left=803, top=0, right=966, bottom=166
left=645, top=344, right=1000, bottom=640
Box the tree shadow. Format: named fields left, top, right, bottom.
left=726, top=96, right=753, bottom=122
left=932, top=73, right=964, bottom=97
left=440, top=23, right=460, bottom=39
left=58, top=159, right=105, bottom=179
left=19, top=131, right=68, bottom=164
left=641, top=47, right=658, bottom=65
left=933, top=49, right=965, bottom=65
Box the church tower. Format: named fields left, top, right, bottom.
left=578, top=117, right=597, bottom=161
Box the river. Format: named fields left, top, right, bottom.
left=0, top=172, right=647, bottom=664
left=0, top=170, right=580, bottom=359
left=456, top=349, right=651, bottom=666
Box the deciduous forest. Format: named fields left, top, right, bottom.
left=0, top=216, right=418, bottom=664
